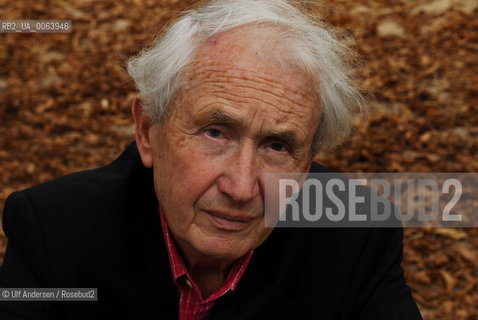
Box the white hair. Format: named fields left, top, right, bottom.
left=127, top=0, right=364, bottom=151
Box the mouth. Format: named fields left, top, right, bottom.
left=205, top=210, right=256, bottom=231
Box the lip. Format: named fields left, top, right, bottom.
left=205, top=210, right=256, bottom=231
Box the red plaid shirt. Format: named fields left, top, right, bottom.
left=159, top=210, right=253, bottom=320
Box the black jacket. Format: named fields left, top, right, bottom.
left=0, top=142, right=422, bottom=319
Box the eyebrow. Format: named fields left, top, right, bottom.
left=269, top=131, right=297, bottom=145
left=207, top=111, right=298, bottom=145
left=207, top=111, right=239, bottom=125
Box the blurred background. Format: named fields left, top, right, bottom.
left=0, top=0, right=477, bottom=319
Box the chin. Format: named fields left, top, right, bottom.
left=194, top=237, right=250, bottom=261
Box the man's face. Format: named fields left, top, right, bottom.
left=136, top=27, right=320, bottom=264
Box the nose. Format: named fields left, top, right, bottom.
left=217, top=142, right=261, bottom=204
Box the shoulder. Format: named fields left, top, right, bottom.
left=4, top=141, right=153, bottom=235
left=2, top=142, right=155, bottom=277
left=276, top=161, right=403, bottom=276
left=6, top=142, right=150, bottom=221
left=16, top=142, right=143, bottom=206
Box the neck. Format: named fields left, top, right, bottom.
left=175, top=239, right=236, bottom=298
left=188, top=265, right=230, bottom=298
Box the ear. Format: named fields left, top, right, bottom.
left=132, top=97, right=154, bottom=168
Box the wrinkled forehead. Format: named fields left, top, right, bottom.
left=188, top=24, right=318, bottom=92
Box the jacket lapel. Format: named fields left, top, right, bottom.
left=99, top=159, right=179, bottom=319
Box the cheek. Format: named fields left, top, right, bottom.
left=153, top=136, right=223, bottom=208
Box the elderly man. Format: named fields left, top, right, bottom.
left=0, top=0, right=422, bottom=319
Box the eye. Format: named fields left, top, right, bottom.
left=269, top=142, right=288, bottom=152
left=205, top=128, right=225, bottom=139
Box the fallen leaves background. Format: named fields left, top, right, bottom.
left=0, top=0, right=477, bottom=319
